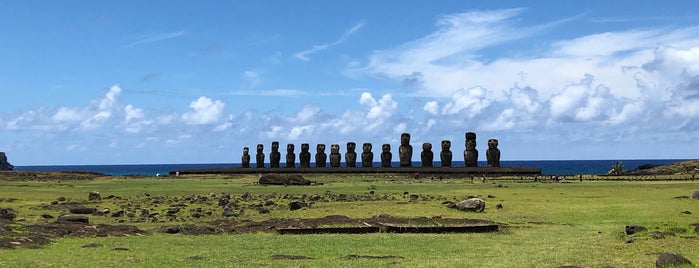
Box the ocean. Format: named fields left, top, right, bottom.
left=13, top=159, right=688, bottom=176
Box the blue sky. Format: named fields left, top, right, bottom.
left=1, top=1, right=698, bottom=165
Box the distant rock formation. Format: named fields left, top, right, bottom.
left=0, top=152, right=13, bottom=171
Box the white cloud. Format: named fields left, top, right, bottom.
left=294, top=22, right=366, bottom=61
left=124, top=30, right=187, bottom=48
left=181, top=96, right=226, bottom=125
left=423, top=101, right=439, bottom=115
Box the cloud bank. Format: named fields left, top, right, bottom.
left=2, top=9, right=698, bottom=164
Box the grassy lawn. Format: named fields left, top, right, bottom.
left=1, top=174, right=698, bottom=267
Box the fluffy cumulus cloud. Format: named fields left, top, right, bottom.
left=181, top=96, right=226, bottom=125
left=357, top=9, right=699, bottom=147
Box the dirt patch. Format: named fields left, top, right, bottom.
left=343, top=254, right=404, bottom=259
left=272, top=254, right=314, bottom=260
left=0, top=221, right=146, bottom=249
left=206, top=214, right=499, bottom=234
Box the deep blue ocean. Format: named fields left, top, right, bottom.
left=14, top=159, right=689, bottom=176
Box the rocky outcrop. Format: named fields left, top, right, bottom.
left=452, top=198, right=486, bottom=212
left=0, top=152, right=13, bottom=171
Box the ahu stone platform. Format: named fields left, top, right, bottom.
left=169, top=166, right=541, bottom=176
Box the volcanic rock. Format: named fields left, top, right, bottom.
left=453, top=198, right=486, bottom=212
left=656, top=252, right=692, bottom=268
left=625, top=225, right=647, bottom=235
left=0, top=152, right=13, bottom=171
left=57, top=215, right=89, bottom=224
left=0, top=208, right=17, bottom=221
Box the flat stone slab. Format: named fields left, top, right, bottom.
left=378, top=223, right=499, bottom=233
left=170, top=166, right=540, bottom=176
left=276, top=226, right=380, bottom=234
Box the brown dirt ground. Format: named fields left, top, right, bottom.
left=1, top=215, right=499, bottom=249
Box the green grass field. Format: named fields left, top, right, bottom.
left=1, top=174, right=698, bottom=267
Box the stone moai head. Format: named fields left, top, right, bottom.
left=362, top=143, right=372, bottom=152
left=423, top=142, right=432, bottom=151
left=382, top=143, right=391, bottom=152
left=441, top=140, right=451, bottom=150
left=488, top=139, right=498, bottom=149
left=287, top=144, right=294, bottom=153
left=243, top=147, right=249, bottom=155
left=271, top=141, right=279, bottom=151
left=465, top=132, right=477, bottom=150
left=301, top=143, right=309, bottom=152
left=317, top=144, right=326, bottom=153
left=400, top=133, right=411, bottom=146
left=256, top=144, right=264, bottom=153
left=347, top=142, right=356, bottom=152
left=331, top=144, right=340, bottom=154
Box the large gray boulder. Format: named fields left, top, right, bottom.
left=656, top=252, right=692, bottom=267
left=454, top=198, right=486, bottom=212
left=0, top=152, right=13, bottom=171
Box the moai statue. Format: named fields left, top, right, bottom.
left=255, top=144, right=265, bottom=168
left=486, top=139, right=501, bottom=167
left=361, top=143, right=373, bottom=167
left=420, top=142, right=433, bottom=167
left=285, top=144, right=296, bottom=168
left=440, top=140, right=452, bottom=167
left=330, top=144, right=341, bottom=167
left=464, top=132, right=478, bottom=167
left=380, top=144, right=392, bottom=168
left=241, top=147, right=251, bottom=168
left=315, top=144, right=327, bottom=168
left=398, top=133, right=413, bottom=167
left=299, top=143, right=311, bottom=168
left=270, top=141, right=281, bottom=168
left=345, top=142, right=357, bottom=167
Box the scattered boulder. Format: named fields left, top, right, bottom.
left=0, top=208, right=17, bottom=221
left=692, top=191, right=699, bottom=200
left=289, top=200, right=308, bottom=211
left=69, top=206, right=97, bottom=215
left=259, top=174, right=311, bottom=185
left=625, top=225, right=647, bottom=235
left=0, top=152, right=13, bottom=171
left=88, top=191, right=101, bottom=201
left=57, top=215, right=89, bottom=224
left=453, top=198, right=486, bottom=212
left=656, top=252, right=692, bottom=268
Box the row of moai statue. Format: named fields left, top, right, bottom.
left=240, top=132, right=500, bottom=168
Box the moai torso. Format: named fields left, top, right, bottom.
left=241, top=147, right=251, bottom=168
left=464, top=132, right=478, bottom=167
left=285, top=144, right=296, bottom=168
left=330, top=144, right=341, bottom=167
left=361, top=143, right=373, bottom=167
left=255, top=144, right=265, bottom=168
left=345, top=142, right=357, bottom=167
left=486, top=139, right=500, bottom=167
left=440, top=140, right=452, bottom=167
left=270, top=141, right=281, bottom=168
left=299, top=143, right=311, bottom=168
left=420, top=142, right=433, bottom=167
left=315, top=144, right=327, bottom=168
left=381, top=144, right=392, bottom=167
left=398, top=133, right=413, bottom=167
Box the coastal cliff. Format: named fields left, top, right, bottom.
left=0, top=152, right=13, bottom=171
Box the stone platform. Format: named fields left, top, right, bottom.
left=169, top=166, right=540, bottom=176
